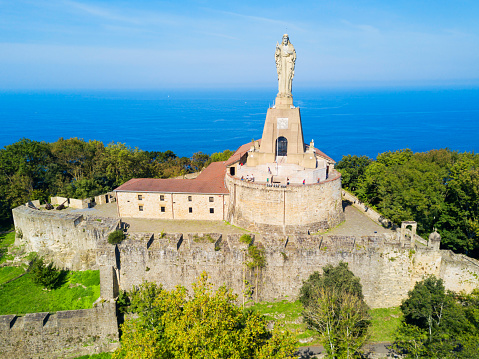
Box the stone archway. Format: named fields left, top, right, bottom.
left=401, top=221, right=417, bottom=245
left=275, top=136, right=288, bottom=157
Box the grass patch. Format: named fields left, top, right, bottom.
left=370, top=307, right=402, bottom=342
left=0, top=266, right=26, bottom=284
left=0, top=231, right=15, bottom=264
left=250, top=299, right=401, bottom=346
left=0, top=269, right=100, bottom=315
left=73, top=353, right=112, bottom=359
left=250, top=299, right=320, bottom=346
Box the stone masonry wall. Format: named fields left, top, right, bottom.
left=225, top=171, right=344, bottom=234
left=0, top=302, right=119, bottom=359
left=113, top=232, right=479, bottom=309
left=12, top=205, right=479, bottom=309
left=13, top=206, right=119, bottom=270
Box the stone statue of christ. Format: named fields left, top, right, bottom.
left=275, top=34, right=296, bottom=98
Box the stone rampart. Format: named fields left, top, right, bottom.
left=110, top=231, right=479, bottom=308
left=225, top=171, right=344, bottom=234
left=0, top=302, right=119, bottom=359
left=13, top=206, right=119, bottom=270
left=12, top=206, right=479, bottom=309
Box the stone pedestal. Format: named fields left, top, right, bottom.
left=275, top=96, right=294, bottom=109
left=246, top=102, right=316, bottom=169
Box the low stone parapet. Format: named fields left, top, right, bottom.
left=0, top=303, right=119, bottom=359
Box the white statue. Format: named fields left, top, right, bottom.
left=275, top=34, right=296, bottom=98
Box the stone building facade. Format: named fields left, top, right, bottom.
left=115, top=161, right=229, bottom=221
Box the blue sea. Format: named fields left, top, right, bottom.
left=0, top=87, right=478, bottom=161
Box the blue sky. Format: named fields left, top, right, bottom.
left=0, top=0, right=478, bottom=89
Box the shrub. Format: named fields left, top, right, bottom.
left=108, top=230, right=125, bottom=244
left=30, top=257, right=63, bottom=290
left=239, top=234, right=252, bottom=245
left=116, top=290, right=131, bottom=314
left=246, top=245, right=266, bottom=269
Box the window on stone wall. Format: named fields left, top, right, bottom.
left=139, top=205, right=144, bottom=211
left=138, top=194, right=142, bottom=200
left=160, top=195, right=165, bottom=201
left=189, top=207, right=193, bottom=213
left=210, top=208, right=214, bottom=214
left=209, top=197, right=214, bottom=202
left=188, top=196, right=192, bottom=201
left=161, top=206, right=165, bottom=212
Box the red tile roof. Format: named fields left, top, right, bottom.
left=114, top=162, right=229, bottom=194
left=225, top=140, right=262, bottom=166
left=306, top=145, right=336, bottom=163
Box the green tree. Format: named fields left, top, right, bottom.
left=190, top=152, right=210, bottom=172
left=336, top=155, right=373, bottom=191
left=299, top=262, right=370, bottom=358
left=30, top=257, right=63, bottom=290
left=207, top=149, right=234, bottom=166
left=113, top=273, right=296, bottom=359
left=343, top=148, right=479, bottom=257
left=395, top=276, right=479, bottom=358
left=0, top=138, right=53, bottom=222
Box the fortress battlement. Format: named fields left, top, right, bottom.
left=107, top=230, right=418, bottom=255
left=6, top=204, right=479, bottom=359
left=0, top=303, right=119, bottom=358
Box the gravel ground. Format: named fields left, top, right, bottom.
left=67, top=201, right=394, bottom=237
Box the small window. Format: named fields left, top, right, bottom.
left=189, top=207, right=193, bottom=213
left=230, top=167, right=235, bottom=176
left=209, top=197, right=214, bottom=202
left=160, top=195, right=165, bottom=201
left=138, top=194, right=142, bottom=200
left=161, top=206, right=165, bottom=213
left=209, top=208, right=214, bottom=214
left=139, top=205, right=144, bottom=211
left=188, top=196, right=192, bottom=202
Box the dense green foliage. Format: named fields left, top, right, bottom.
left=394, top=276, right=479, bottom=358
left=299, top=262, right=371, bottom=358
left=108, top=230, right=125, bottom=244
left=299, top=262, right=364, bottom=309
left=239, top=234, right=253, bottom=244
left=0, top=269, right=100, bottom=315
left=113, top=274, right=297, bottom=359
left=337, top=149, right=479, bottom=257
left=0, top=137, right=231, bottom=225
left=30, top=256, right=64, bottom=289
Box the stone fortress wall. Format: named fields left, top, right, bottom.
left=0, top=303, right=119, bottom=359
left=12, top=205, right=479, bottom=309
left=6, top=204, right=479, bottom=357
left=12, top=205, right=119, bottom=270
left=108, top=231, right=479, bottom=309
left=225, top=171, right=344, bottom=234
